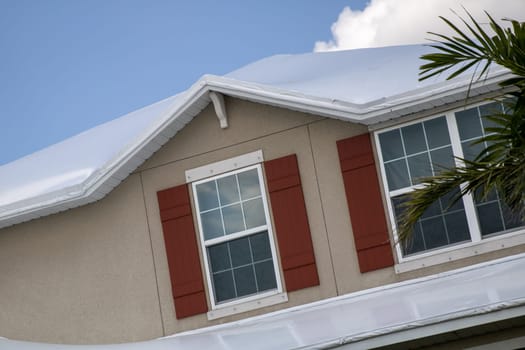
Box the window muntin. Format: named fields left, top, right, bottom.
left=193, top=165, right=281, bottom=306
left=377, top=101, right=524, bottom=258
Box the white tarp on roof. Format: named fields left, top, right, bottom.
left=226, top=45, right=436, bottom=105
left=0, top=94, right=182, bottom=209
left=0, top=44, right=509, bottom=226
left=2, top=252, right=525, bottom=349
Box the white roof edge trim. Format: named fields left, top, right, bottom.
left=0, top=68, right=512, bottom=227
left=202, top=69, right=512, bottom=124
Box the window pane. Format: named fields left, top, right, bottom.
left=208, top=243, right=231, bottom=272
left=456, top=107, right=483, bottom=140
left=233, top=266, right=257, bottom=297
left=196, top=181, right=219, bottom=211
left=243, top=198, right=266, bottom=228
left=479, top=102, right=502, bottom=130
left=392, top=196, right=405, bottom=218
left=477, top=202, right=504, bottom=235
left=250, top=231, right=272, bottom=261
left=473, top=188, right=525, bottom=235
left=444, top=211, right=470, bottom=244
left=217, top=175, right=240, bottom=206
left=229, top=236, right=252, bottom=267
left=254, top=260, right=277, bottom=291
left=213, top=271, right=236, bottom=303
left=401, top=123, right=426, bottom=155
left=393, top=189, right=469, bottom=256
left=440, top=187, right=464, bottom=212
left=238, top=169, right=261, bottom=200
left=502, top=203, right=525, bottom=230
left=393, top=196, right=425, bottom=256
left=379, top=129, right=404, bottom=161
left=384, top=159, right=410, bottom=190
left=430, top=146, right=454, bottom=173
left=222, top=204, right=245, bottom=235
left=402, top=222, right=426, bottom=256
left=461, top=139, right=485, bottom=161
left=201, top=209, right=224, bottom=239
left=474, top=187, right=498, bottom=203
left=421, top=217, right=448, bottom=249
left=407, top=153, right=432, bottom=184
left=421, top=200, right=441, bottom=219
left=424, top=116, right=450, bottom=149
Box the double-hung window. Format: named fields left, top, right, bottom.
left=376, top=100, right=525, bottom=262
left=191, top=161, right=282, bottom=309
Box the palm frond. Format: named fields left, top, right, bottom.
left=399, top=10, right=525, bottom=245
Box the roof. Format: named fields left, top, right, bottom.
left=2, top=252, right=525, bottom=349
left=0, top=44, right=511, bottom=228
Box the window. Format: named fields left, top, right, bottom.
left=190, top=158, right=282, bottom=310
left=160, top=151, right=316, bottom=319
left=376, top=101, right=525, bottom=261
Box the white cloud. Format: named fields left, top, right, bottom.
left=314, top=0, right=525, bottom=51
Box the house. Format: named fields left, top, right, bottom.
left=1, top=44, right=525, bottom=349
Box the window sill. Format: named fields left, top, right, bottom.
left=207, top=292, right=288, bottom=320
left=395, top=228, right=525, bottom=273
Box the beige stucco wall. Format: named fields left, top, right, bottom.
left=1, top=96, right=524, bottom=344
left=139, top=99, right=345, bottom=335
left=0, top=174, right=162, bottom=344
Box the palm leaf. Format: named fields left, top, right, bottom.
left=399, top=10, right=525, bottom=244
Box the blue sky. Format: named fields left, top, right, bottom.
left=0, top=0, right=368, bottom=165
left=2, top=0, right=521, bottom=166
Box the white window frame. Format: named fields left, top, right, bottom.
left=186, top=151, right=286, bottom=319
left=374, top=101, right=525, bottom=273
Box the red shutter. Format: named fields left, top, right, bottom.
left=337, top=134, right=394, bottom=273
left=157, top=184, right=208, bottom=318
left=264, top=154, right=319, bottom=292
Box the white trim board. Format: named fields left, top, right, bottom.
left=185, top=150, right=263, bottom=183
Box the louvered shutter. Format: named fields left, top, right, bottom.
left=264, top=154, right=319, bottom=291
left=157, top=184, right=208, bottom=318
left=337, top=134, right=395, bottom=272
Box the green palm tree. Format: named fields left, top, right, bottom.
left=397, top=11, right=525, bottom=244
